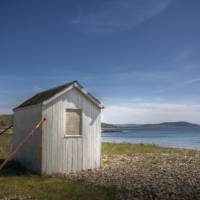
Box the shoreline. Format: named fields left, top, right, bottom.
left=101, top=127, right=200, bottom=150
left=101, top=140, right=200, bottom=151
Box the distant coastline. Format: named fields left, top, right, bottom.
left=102, top=121, right=200, bottom=133
left=102, top=123, right=200, bottom=150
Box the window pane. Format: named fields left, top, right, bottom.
left=66, top=109, right=81, bottom=135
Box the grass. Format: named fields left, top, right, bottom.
left=0, top=160, right=115, bottom=199
left=0, top=114, right=13, bottom=127
left=0, top=133, right=116, bottom=200
left=0, top=133, right=12, bottom=158
left=102, top=142, right=198, bottom=156
left=0, top=133, right=199, bottom=199
left=0, top=176, right=115, bottom=200
left=102, top=142, right=200, bottom=166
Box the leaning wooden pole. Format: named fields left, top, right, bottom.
left=0, top=125, right=13, bottom=136
left=0, top=118, right=46, bottom=171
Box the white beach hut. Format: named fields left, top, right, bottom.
left=13, top=81, right=104, bottom=174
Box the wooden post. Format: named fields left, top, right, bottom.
left=0, top=118, right=46, bottom=171
left=0, top=125, right=13, bottom=136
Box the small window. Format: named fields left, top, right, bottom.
left=65, top=109, right=82, bottom=136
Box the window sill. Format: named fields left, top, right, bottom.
left=64, top=135, right=83, bottom=138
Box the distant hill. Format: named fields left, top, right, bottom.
left=0, top=114, right=13, bottom=128
left=102, top=121, right=200, bottom=132
left=101, top=122, right=115, bottom=128
left=137, top=121, right=200, bottom=128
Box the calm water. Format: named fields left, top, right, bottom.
left=102, top=127, right=200, bottom=150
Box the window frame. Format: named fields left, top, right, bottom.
left=64, top=108, right=82, bottom=138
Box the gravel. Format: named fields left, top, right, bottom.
left=65, top=152, right=200, bottom=200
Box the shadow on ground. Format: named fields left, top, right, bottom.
left=0, top=159, right=30, bottom=177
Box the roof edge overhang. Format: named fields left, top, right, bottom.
left=42, top=82, right=104, bottom=109
left=13, top=102, right=42, bottom=112
left=13, top=81, right=104, bottom=111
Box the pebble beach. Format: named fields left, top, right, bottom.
left=65, top=143, right=200, bottom=200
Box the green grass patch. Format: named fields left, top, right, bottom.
left=102, top=142, right=198, bottom=156
left=0, top=176, right=116, bottom=200
left=0, top=133, right=12, bottom=158
left=0, top=134, right=116, bottom=200
left=0, top=114, right=13, bottom=127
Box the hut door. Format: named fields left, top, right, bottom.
left=66, top=109, right=82, bottom=136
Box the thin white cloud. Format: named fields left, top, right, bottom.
left=157, top=78, right=200, bottom=93
left=70, top=0, right=174, bottom=32
left=176, top=46, right=200, bottom=63
left=80, top=70, right=172, bottom=84
left=184, top=78, right=200, bottom=84
left=103, top=102, right=200, bottom=124
left=33, top=85, right=43, bottom=92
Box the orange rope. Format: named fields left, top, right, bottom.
left=0, top=118, right=46, bottom=171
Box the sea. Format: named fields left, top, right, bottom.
left=101, top=127, right=200, bottom=150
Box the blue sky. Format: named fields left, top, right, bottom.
left=1, top=0, right=200, bottom=123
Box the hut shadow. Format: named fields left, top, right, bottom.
left=0, top=159, right=31, bottom=177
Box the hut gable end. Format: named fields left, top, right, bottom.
left=15, top=81, right=103, bottom=110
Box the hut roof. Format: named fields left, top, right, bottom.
left=15, top=81, right=103, bottom=110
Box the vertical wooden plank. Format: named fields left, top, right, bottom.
left=77, top=138, right=82, bottom=171
left=47, top=105, right=52, bottom=174
left=91, top=104, right=94, bottom=169
left=67, top=138, right=72, bottom=172
left=41, top=105, right=47, bottom=174
left=85, top=98, right=90, bottom=170
left=72, top=139, right=77, bottom=172
left=82, top=98, right=86, bottom=170
left=94, top=107, right=97, bottom=169
left=89, top=102, right=92, bottom=169
left=63, top=139, right=67, bottom=172
left=47, top=103, right=53, bottom=174
left=97, top=113, right=101, bottom=168
left=97, top=110, right=101, bottom=168
left=61, top=96, right=64, bottom=166
left=57, top=99, right=63, bottom=173
left=50, top=102, right=54, bottom=174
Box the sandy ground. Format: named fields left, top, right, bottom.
left=65, top=152, right=200, bottom=200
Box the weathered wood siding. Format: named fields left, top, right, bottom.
left=13, top=104, right=42, bottom=173
left=42, top=88, right=101, bottom=174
